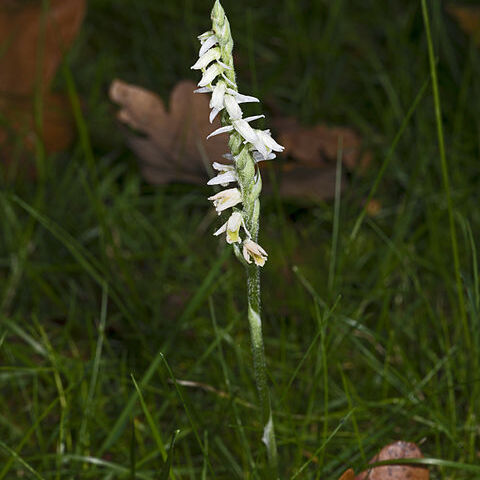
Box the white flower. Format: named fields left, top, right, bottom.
left=206, top=115, right=264, bottom=142
left=191, top=47, right=221, bottom=70
left=252, top=150, right=276, bottom=162
left=234, top=116, right=263, bottom=143
left=242, top=239, right=268, bottom=267
left=198, top=63, right=223, bottom=87
left=198, top=33, right=218, bottom=57
left=210, top=163, right=236, bottom=187
left=224, top=94, right=243, bottom=120
left=194, top=86, right=212, bottom=94
left=256, top=129, right=284, bottom=152
left=226, top=88, right=260, bottom=105
left=221, top=72, right=237, bottom=88
left=198, top=30, right=214, bottom=42
left=250, top=129, right=284, bottom=160
left=207, top=169, right=237, bottom=186
left=208, top=188, right=242, bottom=214
left=205, top=85, right=259, bottom=123
left=209, top=81, right=227, bottom=122
left=212, top=161, right=234, bottom=172
left=214, top=211, right=245, bottom=244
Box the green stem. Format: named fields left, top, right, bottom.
left=421, top=0, right=470, bottom=350
left=247, top=263, right=279, bottom=479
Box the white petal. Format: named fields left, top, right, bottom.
left=198, top=63, right=223, bottom=87
left=224, top=94, right=243, bottom=120
left=243, top=245, right=251, bottom=263
left=207, top=125, right=234, bottom=139
left=244, top=115, right=265, bottom=123
left=217, top=60, right=232, bottom=70
left=199, top=34, right=218, bottom=56
left=252, top=151, right=276, bottom=162
left=232, top=119, right=258, bottom=144
left=198, top=30, right=214, bottom=42
left=213, top=222, right=227, bottom=236
left=209, top=107, right=222, bottom=123
left=208, top=188, right=242, bottom=214
left=242, top=239, right=268, bottom=267
left=225, top=212, right=244, bottom=244
left=212, top=162, right=234, bottom=172
left=210, top=81, right=226, bottom=111
left=226, top=88, right=260, bottom=104
left=222, top=153, right=235, bottom=161
left=221, top=72, right=237, bottom=88
left=194, top=87, right=212, bottom=94
left=191, top=47, right=221, bottom=70
left=256, top=129, right=284, bottom=152
left=227, top=211, right=243, bottom=231
left=251, top=138, right=270, bottom=159
left=207, top=170, right=237, bottom=185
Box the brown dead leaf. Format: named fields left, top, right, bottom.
left=356, top=441, right=429, bottom=480
left=0, top=92, right=74, bottom=150
left=0, top=0, right=87, bottom=95
left=339, top=468, right=355, bottom=480
left=447, top=5, right=480, bottom=46
left=270, top=116, right=370, bottom=200
left=272, top=116, right=371, bottom=172
left=110, top=79, right=229, bottom=185
left=0, top=0, right=85, bottom=175
left=0, top=93, right=75, bottom=178
left=111, top=80, right=370, bottom=202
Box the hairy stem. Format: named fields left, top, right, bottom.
left=247, top=263, right=279, bottom=479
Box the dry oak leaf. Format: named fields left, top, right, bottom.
left=267, top=116, right=371, bottom=201
left=0, top=0, right=87, bottom=95
left=109, top=79, right=229, bottom=185
left=0, top=0, right=85, bottom=175
left=0, top=93, right=74, bottom=153
left=272, top=116, right=371, bottom=172
left=356, top=441, right=429, bottom=480
left=447, top=4, right=480, bottom=46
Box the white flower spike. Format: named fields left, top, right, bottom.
left=193, top=2, right=280, bottom=471
left=192, top=0, right=284, bottom=268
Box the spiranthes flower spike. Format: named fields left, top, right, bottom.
left=192, top=3, right=280, bottom=476
left=192, top=0, right=283, bottom=267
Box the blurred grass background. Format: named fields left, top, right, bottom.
left=1, top=0, right=480, bottom=478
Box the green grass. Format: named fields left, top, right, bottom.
left=1, top=0, right=480, bottom=478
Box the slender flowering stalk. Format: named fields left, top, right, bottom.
left=192, top=1, right=283, bottom=477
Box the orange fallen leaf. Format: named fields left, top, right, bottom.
left=447, top=4, right=480, bottom=46
left=0, top=0, right=86, bottom=95
left=366, top=198, right=382, bottom=217
left=356, top=441, right=429, bottom=480
left=0, top=0, right=86, bottom=175
left=1, top=92, right=74, bottom=147
left=338, top=468, right=355, bottom=480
